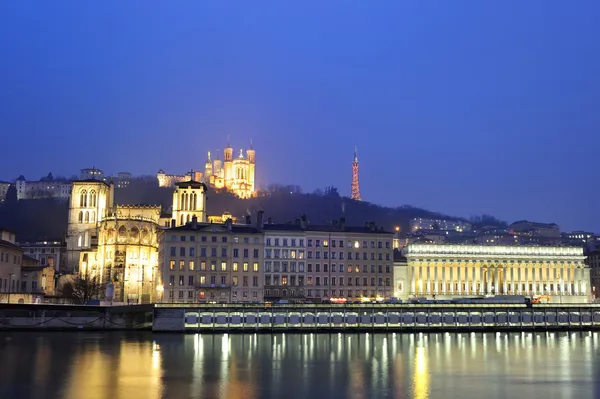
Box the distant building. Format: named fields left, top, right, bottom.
left=0, top=181, right=11, bottom=203
left=19, top=240, right=65, bottom=272
left=410, top=218, right=472, bottom=232
left=508, top=220, right=560, bottom=238
left=116, top=172, right=132, bottom=188
left=157, top=140, right=256, bottom=199
left=80, top=168, right=105, bottom=181
left=15, top=175, right=71, bottom=201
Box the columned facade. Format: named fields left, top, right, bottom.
left=401, top=244, right=589, bottom=303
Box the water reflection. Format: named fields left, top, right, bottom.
left=0, top=332, right=598, bottom=399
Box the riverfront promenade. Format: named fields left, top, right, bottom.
left=2, top=303, right=600, bottom=332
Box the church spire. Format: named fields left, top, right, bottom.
left=351, top=146, right=361, bottom=201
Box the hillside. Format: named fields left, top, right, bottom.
left=0, top=177, right=490, bottom=241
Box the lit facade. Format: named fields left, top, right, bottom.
left=156, top=141, right=256, bottom=199
left=79, top=207, right=161, bottom=303
left=263, top=220, right=394, bottom=302
left=160, top=219, right=264, bottom=304
left=205, top=142, right=256, bottom=199
left=0, top=182, right=11, bottom=203
left=396, top=243, right=590, bottom=303
left=172, top=180, right=207, bottom=227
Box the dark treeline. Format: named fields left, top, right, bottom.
left=0, top=177, right=504, bottom=241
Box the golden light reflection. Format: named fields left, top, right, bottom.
left=413, top=346, right=430, bottom=399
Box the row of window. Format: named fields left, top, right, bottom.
left=265, top=275, right=391, bottom=287
left=0, top=252, right=19, bottom=264
left=265, top=238, right=392, bottom=249
left=171, top=235, right=260, bottom=244
left=168, top=290, right=259, bottom=300
left=0, top=278, right=20, bottom=292
left=264, top=250, right=392, bottom=261
left=168, top=260, right=259, bottom=272
left=169, top=247, right=260, bottom=258
left=265, top=288, right=389, bottom=298
left=264, top=262, right=391, bottom=274
left=168, top=275, right=259, bottom=287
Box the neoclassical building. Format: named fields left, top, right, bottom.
left=394, top=243, right=590, bottom=303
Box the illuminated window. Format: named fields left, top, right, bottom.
left=200, top=261, right=206, bottom=271
left=221, top=262, right=227, bottom=271
left=243, top=262, right=249, bottom=272
left=253, top=262, right=259, bottom=272
left=354, top=241, right=360, bottom=249
left=169, top=260, right=175, bottom=270
left=200, top=276, right=206, bottom=284
left=233, top=262, right=238, bottom=272
left=233, top=276, right=238, bottom=286
left=189, top=261, right=195, bottom=271
left=179, top=261, right=185, bottom=270
left=323, top=240, right=328, bottom=247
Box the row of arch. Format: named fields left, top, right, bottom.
left=101, top=225, right=154, bottom=245
left=179, top=192, right=199, bottom=211
left=78, top=210, right=96, bottom=224
left=79, top=189, right=97, bottom=208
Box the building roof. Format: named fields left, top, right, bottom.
left=0, top=239, right=23, bottom=251
left=168, top=222, right=261, bottom=234
left=263, top=223, right=393, bottom=235
left=72, top=179, right=110, bottom=187
left=175, top=180, right=208, bottom=190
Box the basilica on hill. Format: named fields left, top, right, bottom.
left=157, top=140, right=256, bottom=199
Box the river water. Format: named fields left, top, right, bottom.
left=0, top=331, right=598, bottom=399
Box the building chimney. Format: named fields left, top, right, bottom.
left=191, top=215, right=198, bottom=229
left=339, top=217, right=346, bottom=231
left=225, top=218, right=233, bottom=232
left=257, top=210, right=264, bottom=230
left=245, top=215, right=251, bottom=225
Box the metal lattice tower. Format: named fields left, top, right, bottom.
left=351, top=146, right=362, bottom=201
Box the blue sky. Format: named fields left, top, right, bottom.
left=1, top=1, right=599, bottom=231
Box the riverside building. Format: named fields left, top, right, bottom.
left=394, top=243, right=590, bottom=303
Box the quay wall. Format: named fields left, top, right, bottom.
left=153, top=304, right=600, bottom=333
left=0, top=304, right=153, bottom=331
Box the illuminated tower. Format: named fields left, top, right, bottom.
left=204, top=151, right=213, bottom=180
left=224, top=136, right=233, bottom=186
left=247, top=139, right=256, bottom=194
left=351, top=146, right=361, bottom=201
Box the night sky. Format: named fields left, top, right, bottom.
left=1, top=1, right=599, bottom=231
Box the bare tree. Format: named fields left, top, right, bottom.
left=61, top=273, right=103, bottom=305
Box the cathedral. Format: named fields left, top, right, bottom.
left=66, top=178, right=207, bottom=304
left=157, top=140, right=256, bottom=199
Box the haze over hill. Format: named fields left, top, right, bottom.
left=0, top=177, right=505, bottom=241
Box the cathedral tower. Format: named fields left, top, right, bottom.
left=172, top=179, right=207, bottom=226
left=224, top=136, right=233, bottom=184
left=351, top=146, right=362, bottom=201
left=247, top=140, right=256, bottom=193
left=66, top=179, right=113, bottom=271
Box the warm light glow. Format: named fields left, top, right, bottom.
left=156, top=285, right=164, bottom=293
